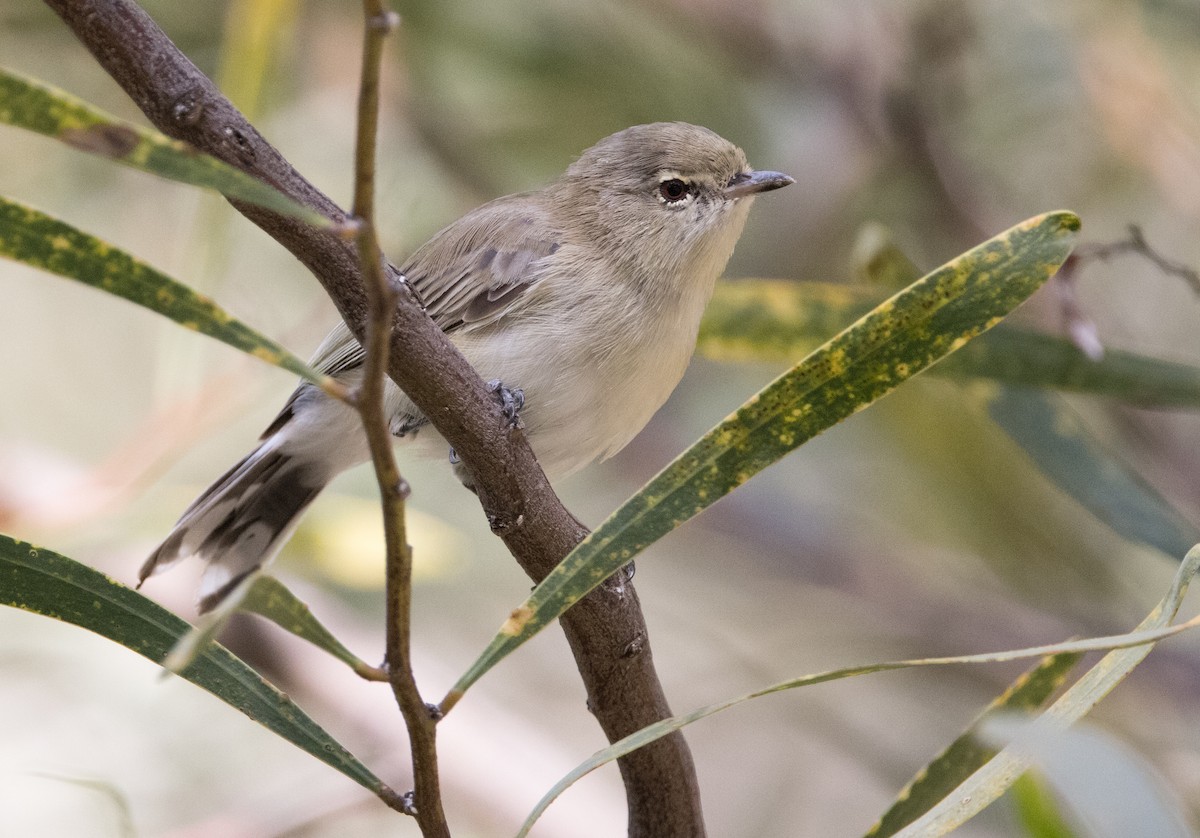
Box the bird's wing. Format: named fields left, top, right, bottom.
left=308, top=193, right=563, bottom=378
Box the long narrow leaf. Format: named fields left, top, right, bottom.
left=701, top=282, right=1200, bottom=408
left=516, top=586, right=1200, bottom=836
left=447, top=211, right=1080, bottom=707
left=0, top=196, right=341, bottom=394
left=241, top=575, right=384, bottom=679
left=854, top=231, right=1200, bottom=562
left=0, top=534, right=393, bottom=799
left=1011, top=773, right=1080, bottom=838
left=983, top=387, right=1200, bottom=560
left=867, top=653, right=1081, bottom=837
left=979, top=718, right=1193, bottom=838
left=892, top=544, right=1200, bottom=836
left=0, top=67, right=330, bottom=227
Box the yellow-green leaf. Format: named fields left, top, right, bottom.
left=981, top=387, right=1200, bottom=559
left=866, top=653, right=1081, bottom=837
left=0, top=66, right=330, bottom=227
left=516, top=587, right=1199, bottom=837
left=446, top=211, right=1080, bottom=708
left=700, top=282, right=1200, bottom=409
left=982, top=718, right=1191, bottom=837
left=0, top=196, right=340, bottom=394
left=241, top=575, right=383, bottom=679
left=217, top=0, right=300, bottom=120
left=1011, top=773, right=1080, bottom=838
left=0, top=534, right=392, bottom=798
left=892, top=545, right=1200, bottom=836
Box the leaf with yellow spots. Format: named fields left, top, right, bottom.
left=0, top=67, right=330, bottom=227
left=865, top=653, right=1081, bottom=837
left=516, top=542, right=1200, bottom=837
left=703, top=277, right=1200, bottom=561
left=0, top=533, right=391, bottom=798
left=515, top=656, right=1080, bottom=838
left=445, top=211, right=1080, bottom=707
left=701, top=281, right=1200, bottom=408
left=888, top=544, right=1200, bottom=835
left=0, top=196, right=340, bottom=394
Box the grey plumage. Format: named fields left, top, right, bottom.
left=140, top=123, right=792, bottom=611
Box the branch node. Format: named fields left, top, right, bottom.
left=401, top=791, right=419, bottom=816
left=425, top=702, right=444, bottom=721
left=486, top=511, right=525, bottom=534
left=171, top=94, right=203, bottom=127
left=220, top=125, right=255, bottom=161
left=370, top=10, right=402, bottom=32
left=621, top=632, right=647, bottom=659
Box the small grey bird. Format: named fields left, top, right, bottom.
left=140, top=122, right=793, bottom=611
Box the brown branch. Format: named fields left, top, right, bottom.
left=347, top=2, right=448, bottom=834
left=42, top=1, right=704, bottom=834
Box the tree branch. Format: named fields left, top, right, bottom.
left=43, top=1, right=704, bottom=833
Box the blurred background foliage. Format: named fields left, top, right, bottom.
left=2, top=0, right=1200, bottom=835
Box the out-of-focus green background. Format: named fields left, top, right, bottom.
left=3, top=1, right=1200, bottom=835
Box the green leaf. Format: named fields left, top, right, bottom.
left=515, top=593, right=1198, bottom=837
left=700, top=282, right=1200, bottom=409
left=216, top=0, right=300, bottom=121
left=0, top=66, right=330, bottom=227
left=241, top=575, right=384, bottom=679
left=981, top=718, right=1191, bottom=838
left=892, top=545, right=1200, bottom=836
left=0, top=196, right=341, bottom=393
left=698, top=280, right=878, bottom=363
left=981, top=387, right=1200, bottom=560
left=852, top=221, right=924, bottom=288
left=0, top=534, right=394, bottom=799
left=31, top=772, right=136, bottom=838
left=848, top=224, right=1200, bottom=560
left=867, top=653, right=1081, bottom=837
left=448, top=211, right=1080, bottom=707
left=940, top=328, right=1200, bottom=407
left=1011, top=773, right=1079, bottom=838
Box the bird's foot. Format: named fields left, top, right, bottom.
left=486, top=379, right=525, bottom=430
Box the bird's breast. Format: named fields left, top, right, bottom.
left=452, top=261, right=712, bottom=479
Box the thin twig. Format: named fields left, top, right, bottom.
left=347, top=3, right=449, bottom=835
left=1053, top=225, right=1200, bottom=360
left=1073, top=224, right=1200, bottom=295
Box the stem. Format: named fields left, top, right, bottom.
left=348, top=3, right=449, bottom=835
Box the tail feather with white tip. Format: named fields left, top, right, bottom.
left=140, top=437, right=328, bottom=613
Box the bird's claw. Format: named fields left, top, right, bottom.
left=486, top=379, right=525, bottom=429
left=447, top=380, right=523, bottom=471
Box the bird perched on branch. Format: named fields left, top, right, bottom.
left=140, top=122, right=793, bottom=611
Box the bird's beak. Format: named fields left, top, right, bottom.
left=725, top=170, right=794, bottom=198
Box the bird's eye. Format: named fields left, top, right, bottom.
left=658, top=178, right=690, bottom=204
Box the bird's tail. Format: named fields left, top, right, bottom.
left=139, top=437, right=330, bottom=613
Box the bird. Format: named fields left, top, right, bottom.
left=139, top=122, right=793, bottom=611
